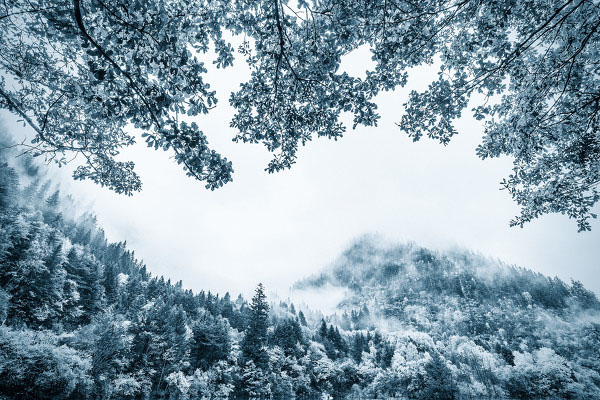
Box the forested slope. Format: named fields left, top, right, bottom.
left=0, top=139, right=394, bottom=398
left=1, top=137, right=600, bottom=399
left=295, top=237, right=600, bottom=398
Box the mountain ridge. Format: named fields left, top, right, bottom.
left=295, top=236, right=599, bottom=314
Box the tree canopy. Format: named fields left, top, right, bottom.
left=1, top=0, right=599, bottom=229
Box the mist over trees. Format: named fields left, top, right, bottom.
left=295, top=237, right=600, bottom=398
left=0, top=137, right=599, bottom=398
left=1, top=0, right=599, bottom=229
left=0, top=0, right=599, bottom=396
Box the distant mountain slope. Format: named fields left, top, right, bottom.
left=294, top=237, right=600, bottom=397
left=296, top=236, right=599, bottom=316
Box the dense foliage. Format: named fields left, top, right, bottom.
left=1, top=0, right=599, bottom=229
left=1, top=142, right=599, bottom=398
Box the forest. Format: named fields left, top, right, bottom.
left=1, top=134, right=599, bottom=399
left=1, top=0, right=599, bottom=398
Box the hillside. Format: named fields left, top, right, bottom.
left=295, top=237, right=600, bottom=319
left=295, top=237, right=600, bottom=397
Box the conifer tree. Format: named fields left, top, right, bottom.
left=0, top=162, right=18, bottom=212
left=416, top=352, right=458, bottom=400
left=103, top=263, right=120, bottom=306
left=45, top=190, right=60, bottom=208
left=241, top=283, right=269, bottom=369
left=21, top=177, right=40, bottom=202
left=190, top=311, right=230, bottom=371
left=319, top=320, right=328, bottom=338
left=298, top=310, right=307, bottom=327
left=270, top=318, right=304, bottom=358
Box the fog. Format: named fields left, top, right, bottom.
left=2, top=45, right=598, bottom=298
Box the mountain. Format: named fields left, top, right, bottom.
left=1, top=132, right=600, bottom=399
left=294, top=236, right=600, bottom=397
left=295, top=236, right=599, bottom=321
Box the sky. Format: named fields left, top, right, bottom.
left=2, top=44, right=599, bottom=298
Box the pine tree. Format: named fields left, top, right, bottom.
left=103, top=263, right=120, bottom=306
left=43, top=242, right=67, bottom=327
left=241, top=283, right=269, bottom=369
left=351, top=333, right=367, bottom=364
left=45, top=190, right=60, bottom=208
left=241, top=360, right=270, bottom=397
left=418, top=352, right=458, bottom=400
left=167, top=305, right=190, bottom=374
left=220, top=292, right=235, bottom=322
left=3, top=218, right=60, bottom=328
left=190, top=311, right=230, bottom=370
left=64, top=249, right=104, bottom=326
left=89, top=311, right=131, bottom=396
left=21, top=177, right=40, bottom=202
left=270, top=318, right=304, bottom=358
left=317, top=319, right=326, bottom=337
left=0, top=162, right=18, bottom=212
left=298, top=310, right=307, bottom=326
left=36, top=180, right=51, bottom=201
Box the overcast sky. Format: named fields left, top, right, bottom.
left=2, top=45, right=599, bottom=298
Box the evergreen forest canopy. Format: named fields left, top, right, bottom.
left=1, top=0, right=599, bottom=230
left=1, top=135, right=600, bottom=399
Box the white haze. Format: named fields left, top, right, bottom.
left=1, top=43, right=599, bottom=300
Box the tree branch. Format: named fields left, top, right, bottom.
left=72, top=0, right=161, bottom=129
